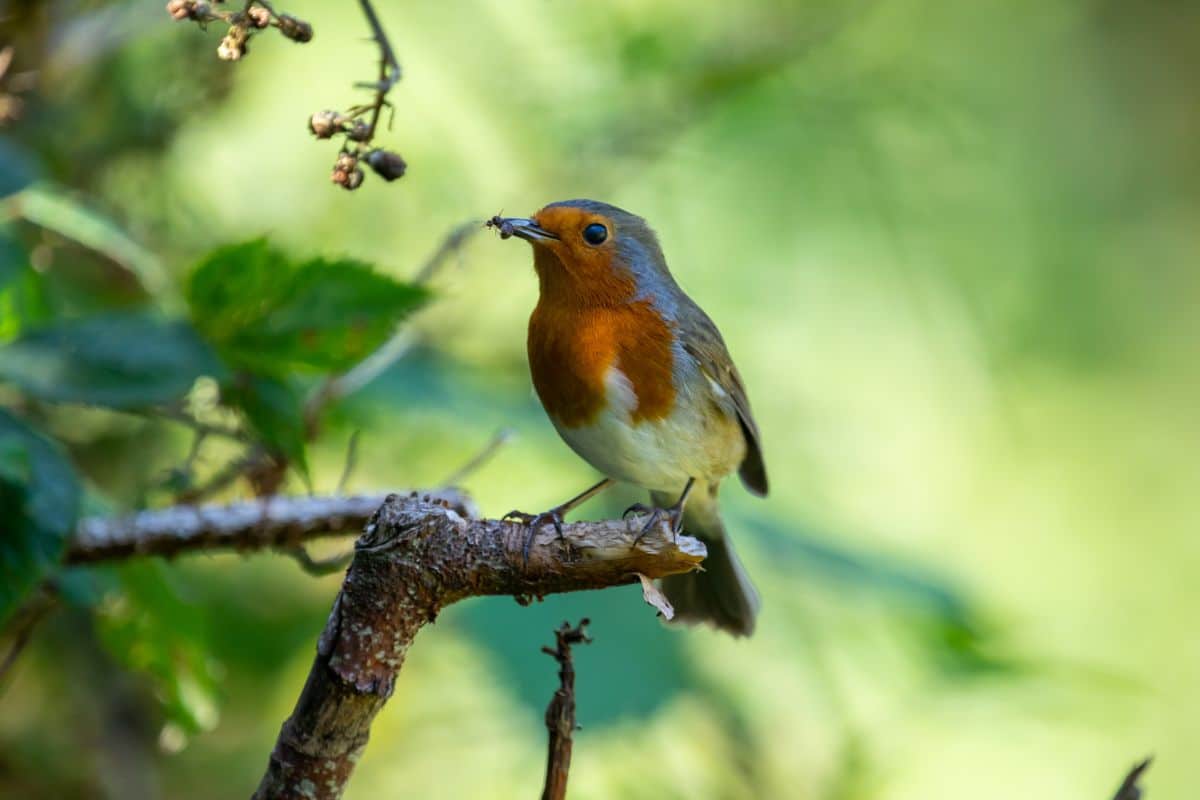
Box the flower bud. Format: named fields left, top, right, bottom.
left=365, top=149, right=406, bottom=181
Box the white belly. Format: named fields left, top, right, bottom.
left=550, top=366, right=744, bottom=493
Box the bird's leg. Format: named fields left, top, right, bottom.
left=504, top=478, right=616, bottom=564
left=624, top=478, right=696, bottom=543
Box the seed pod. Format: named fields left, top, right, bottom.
left=365, top=149, right=407, bottom=182
left=217, top=26, right=248, bottom=61
left=345, top=119, right=371, bottom=142
left=247, top=6, right=270, bottom=28
left=165, top=0, right=192, bottom=20
left=309, top=110, right=344, bottom=139
left=332, top=165, right=365, bottom=191
left=276, top=14, right=313, bottom=43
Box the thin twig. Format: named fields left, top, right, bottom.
left=278, top=545, right=354, bottom=576
left=303, top=220, right=479, bottom=426
left=1111, top=758, right=1152, bottom=800
left=354, top=0, right=402, bottom=141
left=336, top=431, right=361, bottom=494
left=0, top=586, right=57, bottom=688
left=174, top=446, right=266, bottom=504
left=411, top=219, right=479, bottom=284
left=540, top=619, right=591, bottom=800
left=152, top=406, right=248, bottom=443
left=440, top=428, right=515, bottom=486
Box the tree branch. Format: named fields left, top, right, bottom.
left=541, top=619, right=590, bottom=800
left=252, top=494, right=705, bottom=800
left=66, top=490, right=475, bottom=565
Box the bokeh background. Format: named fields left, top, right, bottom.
left=2, top=0, right=1198, bottom=797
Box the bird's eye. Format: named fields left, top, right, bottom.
left=582, top=223, right=608, bottom=245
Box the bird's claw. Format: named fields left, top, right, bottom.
left=503, top=507, right=566, bottom=565
left=623, top=503, right=683, bottom=545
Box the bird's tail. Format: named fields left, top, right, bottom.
left=652, top=487, right=760, bottom=637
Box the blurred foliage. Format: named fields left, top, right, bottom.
left=0, top=313, right=222, bottom=408
left=1, top=0, right=1197, bottom=798
left=0, top=409, right=80, bottom=627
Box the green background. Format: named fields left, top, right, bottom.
left=1, top=0, right=1197, bottom=797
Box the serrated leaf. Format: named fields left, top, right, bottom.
left=222, top=374, right=308, bottom=477
left=186, top=240, right=429, bottom=374
left=0, top=312, right=223, bottom=408
left=0, top=409, right=81, bottom=626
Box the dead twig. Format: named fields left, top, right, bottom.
left=278, top=545, right=354, bottom=576
left=304, top=220, right=479, bottom=427
left=440, top=428, right=515, bottom=486
left=1111, top=758, right=1152, bottom=800
left=540, top=619, right=591, bottom=800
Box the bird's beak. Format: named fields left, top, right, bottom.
left=488, top=215, right=559, bottom=243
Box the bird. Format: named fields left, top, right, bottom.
left=489, top=199, right=768, bottom=636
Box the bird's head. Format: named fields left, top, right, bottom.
left=490, top=199, right=673, bottom=307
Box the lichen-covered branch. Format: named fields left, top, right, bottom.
left=252, top=494, right=706, bottom=800
left=67, top=490, right=475, bottom=565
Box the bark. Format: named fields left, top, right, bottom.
left=540, top=620, right=591, bottom=800
left=66, top=490, right=475, bottom=564
left=252, top=493, right=705, bottom=800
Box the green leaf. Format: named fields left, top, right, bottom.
left=17, top=185, right=169, bottom=296
left=94, top=562, right=221, bottom=736
left=0, top=139, right=37, bottom=200
left=0, top=224, right=26, bottom=291
left=222, top=374, right=308, bottom=476
left=186, top=240, right=429, bottom=374
left=0, top=409, right=81, bottom=626
left=0, top=312, right=224, bottom=408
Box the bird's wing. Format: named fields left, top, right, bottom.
left=679, top=307, right=769, bottom=497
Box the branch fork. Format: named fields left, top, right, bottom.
left=252, top=493, right=705, bottom=799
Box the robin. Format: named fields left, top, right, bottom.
left=489, top=199, right=768, bottom=636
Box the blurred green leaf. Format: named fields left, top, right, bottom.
left=17, top=185, right=170, bottom=297
left=0, top=224, right=26, bottom=291
left=186, top=240, right=429, bottom=374
left=0, top=139, right=37, bottom=199
left=742, top=511, right=1015, bottom=676
left=94, top=562, right=221, bottom=736
left=0, top=409, right=81, bottom=626
left=0, top=266, right=51, bottom=342
left=222, top=374, right=309, bottom=477
left=0, top=312, right=223, bottom=408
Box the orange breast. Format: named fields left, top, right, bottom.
left=528, top=300, right=676, bottom=428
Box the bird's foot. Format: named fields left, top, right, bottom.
left=622, top=502, right=683, bottom=545
left=502, top=507, right=566, bottom=565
